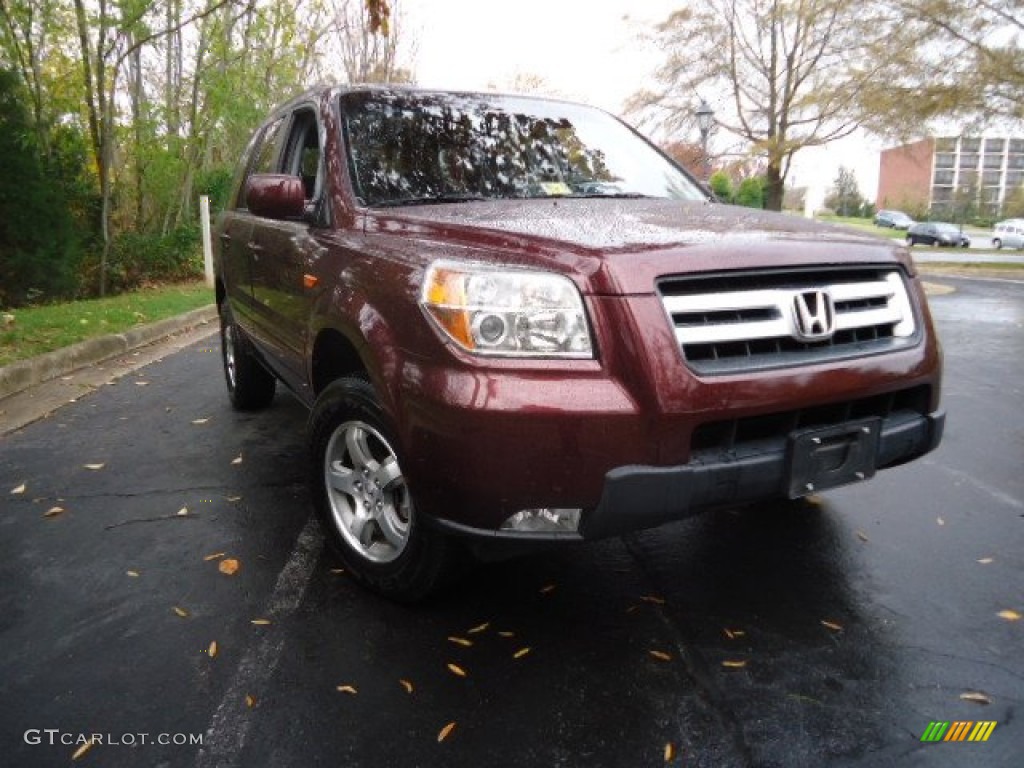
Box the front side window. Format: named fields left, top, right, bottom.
left=339, top=91, right=705, bottom=207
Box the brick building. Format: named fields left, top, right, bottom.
left=876, top=136, right=1024, bottom=217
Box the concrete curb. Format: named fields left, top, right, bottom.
left=0, top=304, right=218, bottom=401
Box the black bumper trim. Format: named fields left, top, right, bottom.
left=578, top=409, right=945, bottom=540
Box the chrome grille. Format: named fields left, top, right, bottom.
left=659, top=268, right=918, bottom=374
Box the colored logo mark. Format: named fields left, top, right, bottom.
left=920, top=721, right=997, bottom=742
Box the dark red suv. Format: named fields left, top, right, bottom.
left=214, top=86, right=943, bottom=600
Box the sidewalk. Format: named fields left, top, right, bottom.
left=0, top=305, right=218, bottom=435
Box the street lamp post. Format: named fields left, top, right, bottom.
left=695, top=100, right=715, bottom=181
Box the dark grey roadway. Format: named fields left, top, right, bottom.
left=1, top=276, right=1022, bottom=768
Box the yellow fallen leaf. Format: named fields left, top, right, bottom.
left=960, top=691, right=992, bottom=705
left=126, top=570, right=140, bottom=578
left=649, top=650, right=672, bottom=662
left=135, top=381, right=149, bottom=386
left=513, top=647, right=532, bottom=659
left=641, top=595, right=666, bottom=605
left=498, top=631, right=516, bottom=638
left=208, top=640, right=218, bottom=658
left=219, top=558, right=240, bottom=576
left=43, top=506, right=65, bottom=518
left=664, top=742, right=676, bottom=762
left=10, top=483, right=26, bottom=494
left=447, top=663, right=467, bottom=677
left=723, top=628, right=746, bottom=639
left=173, top=606, right=189, bottom=618
left=177, top=506, right=189, bottom=516
left=251, top=619, right=271, bottom=625
left=437, top=721, right=457, bottom=743
left=226, top=495, right=242, bottom=502
left=245, top=694, right=256, bottom=708
left=721, top=660, right=747, bottom=668
left=204, top=552, right=226, bottom=561
left=399, top=679, right=414, bottom=694
left=997, top=609, right=1021, bottom=622
left=820, top=620, right=843, bottom=632
left=329, top=568, right=345, bottom=575
left=448, top=636, right=473, bottom=647
left=83, top=463, right=105, bottom=470
left=977, top=557, right=994, bottom=564
left=855, top=530, right=869, bottom=542
left=231, top=454, right=243, bottom=465
left=192, top=418, right=209, bottom=425
left=71, top=741, right=94, bottom=760
left=540, top=583, right=557, bottom=594
left=336, top=684, right=357, bottom=694
left=467, top=622, right=490, bottom=634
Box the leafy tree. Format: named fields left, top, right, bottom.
left=1002, top=185, right=1024, bottom=219
left=0, top=69, right=79, bottom=306
left=824, top=166, right=865, bottom=217
left=629, top=0, right=890, bottom=212
left=661, top=140, right=706, bottom=179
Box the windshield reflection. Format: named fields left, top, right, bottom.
left=339, top=90, right=705, bottom=207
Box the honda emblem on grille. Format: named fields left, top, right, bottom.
left=792, top=290, right=836, bottom=341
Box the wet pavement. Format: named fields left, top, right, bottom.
left=1, top=276, right=1021, bottom=767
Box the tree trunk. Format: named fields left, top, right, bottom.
left=764, top=164, right=784, bottom=212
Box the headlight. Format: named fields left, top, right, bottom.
left=420, top=261, right=593, bottom=357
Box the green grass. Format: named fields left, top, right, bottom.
left=0, top=281, right=214, bottom=367
left=814, top=214, right=905, bottom=239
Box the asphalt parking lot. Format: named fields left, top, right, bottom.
left=1, top=274, right=1021, bottom=767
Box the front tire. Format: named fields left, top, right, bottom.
left=309, top=377, right=456, bottom=601
left=906, top=235, right=914, bottom=246
left=219, top=300, right=276, bottom=410
left=993, top=239, right=1002, bottom=249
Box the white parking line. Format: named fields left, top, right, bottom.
left=925, top=461, right=1024, bottom=512
left=195, top=516, right=323, bottom=768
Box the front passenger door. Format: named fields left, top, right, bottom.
left=248, top=107, right=327, bottom=399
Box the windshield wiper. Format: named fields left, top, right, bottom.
left=375, top=194, right=487, bottom=207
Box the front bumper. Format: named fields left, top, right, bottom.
left=432, top=409, right=944, bottom=542
left=579, top=409, right=944, bottom=539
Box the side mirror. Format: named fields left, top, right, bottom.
left=246, top=174, right=306, bottom=220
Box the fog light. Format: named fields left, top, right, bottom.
left=500, top=508, right=582, bottom=533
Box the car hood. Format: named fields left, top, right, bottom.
left=365, top=198, right=912, bottom=294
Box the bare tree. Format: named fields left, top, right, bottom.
left=325, top=0, right=413, bottom=84
left=629, top=0, right=891, bottom=211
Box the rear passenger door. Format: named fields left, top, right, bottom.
left=247, top=106, right=327, bottom=396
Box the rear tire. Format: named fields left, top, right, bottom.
left=219, top=300, right=276, bottom=410
left=905, top=235, right=914, bottom=246
left=993, top=238, right=1002, bottom=249
left=309, top=377, right=457, bottom=601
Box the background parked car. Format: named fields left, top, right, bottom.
left=992, top=219, right=1024, bottom=249
left=906, top=222, right=970, bottom=247
left=874, top=210, right=915, bottom=229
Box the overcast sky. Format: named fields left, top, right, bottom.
left=403, top=0, right=882, bottom=203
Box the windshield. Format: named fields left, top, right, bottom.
left=339, top=90, right=706, bottom=207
